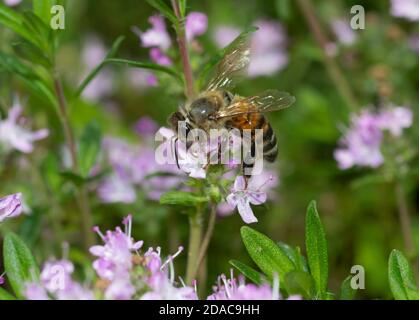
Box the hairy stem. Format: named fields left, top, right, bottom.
left=53, top=72, right=94, bottom=249
left=296, top=0, right=358, bottom=112
left=171, top=0, right=195, bottom=99
left=395, top=181, right=415, bottom=255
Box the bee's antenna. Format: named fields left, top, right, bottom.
left=174, top=137, right=181, bottom=170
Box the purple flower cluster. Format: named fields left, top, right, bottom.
left=0, top=102, right=48, bottom=154
left=23, top=216, right=291, bottom=300
left=334, top=106, right=413, bottom=169
left=97, top=119, right=185, bottom=203
left=213, top=20, right=288, bottom=77
left=132, top=12, right=207, bottom=86
left=26, top=260, right=93, bottom=300
left=208, top=272, right=300, bottom=300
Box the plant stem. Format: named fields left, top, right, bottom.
left=185, top=209, right=203, bottom=284
left=395, top=181, right=415, bottom=255
left=53, top=72, right=94, bottom=249
left=196, top=203, right=217, bottom=273
left=171, top=0, right=195, bottom=99
left=296, top=0, right=359, bottom=112
left=170, top=0, right=205, bottom=284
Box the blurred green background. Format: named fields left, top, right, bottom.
left=1, top=0, right=419, bottom=299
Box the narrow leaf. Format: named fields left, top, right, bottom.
left=0, top=3, right=33, bottom=44
left=75, top=36, right=125, bottom=98
left=3, top=233, right=40, bottom=299
left=388, top=249, right=419, bottom=300
left=284, top=271, right=315, bottom=299
left=0, top=288, right=16, bottom=300
left=145, top=0, right=177, bottom=24
left=105, top=58, right=182, bottom=82
left=179, top=0, right=187, bottom=17
left=33, top=0, right=56, bottom=24
left=229, top=260, right=263, bottom=285
left=305, top=200, right=328, bottom=297
left=340, top=276, right=357, bottom=300
left=0, top=52, right=56, bottom=107
left=240, top=226, right=294, bottom=280
left=160, top=191, right=208, bottom=206
left=78, top=122, right=102, bottom=177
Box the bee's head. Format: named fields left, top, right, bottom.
left=189, top=97, right=218, bottom=126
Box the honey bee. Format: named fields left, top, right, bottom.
left=168, top=31, right=295, bottom=181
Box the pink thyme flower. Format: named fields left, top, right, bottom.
left=226, top=175, right=269, bottom=224
left=134, top=15, right=171, bottom=50
left=141, top=246, right=198, bottom=300
left=377, top=106, right=413, bottom=137
left=97, top=170, right=137, bottom=204
left=4, top=0, right=21, bottom=6
left=149, top=47, right=172, bottom=66
left=334, top=110, right=384, bottom=169
left=208, top=271, right=298, bottom=300
left=391, top=0, right=419, bottom=21
left=90, top=215, right=143, bottom=281
left=334, top=106, right=413, bottom=169
left=185, top=12, right=208, bottom=41
left=219, top=170, right=279, bottom=218
left=331, top=19, right=357, bottom=45
left=0, top=103, right=49, bottom=154
left=25, top=260, right=93, bottom=300
left=0, top=193, right=23, bottom=223
left=248, top=20, right=288, bottom=77
left=134, top=116, right=159, bottom=137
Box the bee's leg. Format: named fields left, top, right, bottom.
left=242, top=163, right=253, bottom=189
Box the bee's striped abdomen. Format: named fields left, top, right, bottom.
left=261, top=116, right=278, bottom=163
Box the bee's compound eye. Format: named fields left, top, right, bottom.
left=190, top=98, right=216, bottom=123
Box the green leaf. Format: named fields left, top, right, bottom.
left=3, top=233, right=40, bottom=299
left=160, top=191, right=208, bottom=206
left=240, top=226, right=294, bottom=280
left=33, top=0, right=56, bottom=24
left=105, top=58, right=182, bottom=82
left=284, top=271, right=315, bottom=299
left=0, top=3, right=34, bottom=44
left=0, top=288, right=16, bottom=300
left=305, top=200, right=328, bottom=297
left=59, top=171, right=86, bottom=186
left=75, top=36, right=125, bottom=98
left=277, top=242, right=309, bottom=272
left=20, top=11, right=54, bottom=55
left=12, top=41, right=52, bottom=69
left=179, top=0, right=187, bottom=17
left=78, top=122, right=102, bottom=177
left=197, top=26, right=258, bottom=90
left=275, top=0, right=292, bottom=21
left=388, top=249, right=419, bottom=300
left=145, top=0, right=177, bottom=24
left=0, top=52, right=56, bottom=107
left=340, top=276, right=357, bottom=300
left=229, top=260, right=263, bottom=285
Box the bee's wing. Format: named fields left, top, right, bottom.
left=206, top=31, right=252, bottom=91
left=215, top=90, right=295, bottom=119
